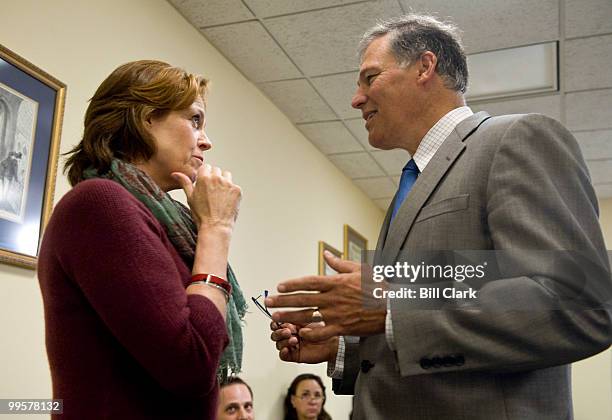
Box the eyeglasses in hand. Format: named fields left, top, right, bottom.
left=252, top=290, right=273, bottom=318
left=252, top=290, right=301, bottom=340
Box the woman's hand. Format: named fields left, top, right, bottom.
left=173, top=164, right=242, bottom=232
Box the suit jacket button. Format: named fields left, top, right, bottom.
left=431, top=356, right=443, bottom=368
left=361, top=360, right=375, bottom=373
left=419, top=358, right=432, bottom=369
left=442, top=356, right=454, bottom=367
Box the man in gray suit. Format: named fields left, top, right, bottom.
left=266, top=14, right=612, bottom=419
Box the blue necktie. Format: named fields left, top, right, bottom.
left=391, top=159, right=420, bottom=221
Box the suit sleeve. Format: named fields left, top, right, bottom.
left=49, top=180, right=229, bottom=397
left=391, top=114, right=612, bottom=376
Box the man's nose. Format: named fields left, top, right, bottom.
left=351, top=88, right=366, bottom=109
left=198, top=132, right=212, bottom=151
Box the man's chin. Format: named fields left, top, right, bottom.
left=369, top=134, right=400, bottom=151
left=368, top=137, right=385, bottom=150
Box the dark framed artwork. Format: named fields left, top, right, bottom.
left=318, top=241, right=343, bottom=275
left=343, top=224, right=368, bottom=263
left=0, top=44, right=65, bottom=268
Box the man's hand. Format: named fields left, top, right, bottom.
left=270, top=322, right=338, bottom=364
left=265, top=251, right=386, bottom=342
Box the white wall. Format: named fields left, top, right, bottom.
left=571, top=199, right=612, bottom=420
left=0, top=1, right=384, bottom=419
left=0, top=1, right=610, bottom=419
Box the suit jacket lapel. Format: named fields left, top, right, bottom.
left=380, top=112, right=491, bottom=266
left=374, top=201, right=394, bottom=265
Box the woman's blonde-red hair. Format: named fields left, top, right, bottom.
left=64, top=60, right=208, bottom=186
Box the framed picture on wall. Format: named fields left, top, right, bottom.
left=0, top=44, right=66, bottom=269
left=343, top=224, right=368, bottom=263
left=318, top=241, right=343, bottom=275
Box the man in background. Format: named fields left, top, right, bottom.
left=217, top=376, right=254, bottom=420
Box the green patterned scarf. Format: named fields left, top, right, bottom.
left=84, top=159, right=246, bottom=381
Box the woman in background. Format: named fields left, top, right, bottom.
left=38, top=60, right=246, bottom=419
left=284, top=374, right=332, bottom=420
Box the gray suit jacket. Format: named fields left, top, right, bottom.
left=334, top=112, right=612, bottom=419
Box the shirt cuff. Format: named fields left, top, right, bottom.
left=327, top=336, right=345, bottom=379
left=386, top=298, right=396, bottom=351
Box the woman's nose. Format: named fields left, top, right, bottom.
left=198, top=132, right=212, bottom=151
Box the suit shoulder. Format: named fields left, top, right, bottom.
left=476, top=113, right=573, bottom=147
left=484, top=113, right=565, bottom=131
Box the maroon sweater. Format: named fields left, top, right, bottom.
left=38, top=179, right=229, bottom=419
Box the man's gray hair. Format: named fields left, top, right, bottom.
left=359, top=14, right=468, bottom=93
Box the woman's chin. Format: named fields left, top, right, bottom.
left=187, top=164, right=200, bottom=182
left=176, top=168, right=197, bottom=183
left=305, top=408, right=320, bottom=418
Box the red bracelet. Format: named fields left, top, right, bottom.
left=191, top=273, right=232, bottom=297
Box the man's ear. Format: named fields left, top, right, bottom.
left=416, top=51, right=437, bottom=83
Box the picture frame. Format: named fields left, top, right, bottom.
left=318, top=241, right=343, bottom=275
left=0, top=44, right=66, bottom=269
left=344, top=224, right=368, bottom=263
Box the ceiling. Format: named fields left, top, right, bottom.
left=168, top=0, right=612, bottom=208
